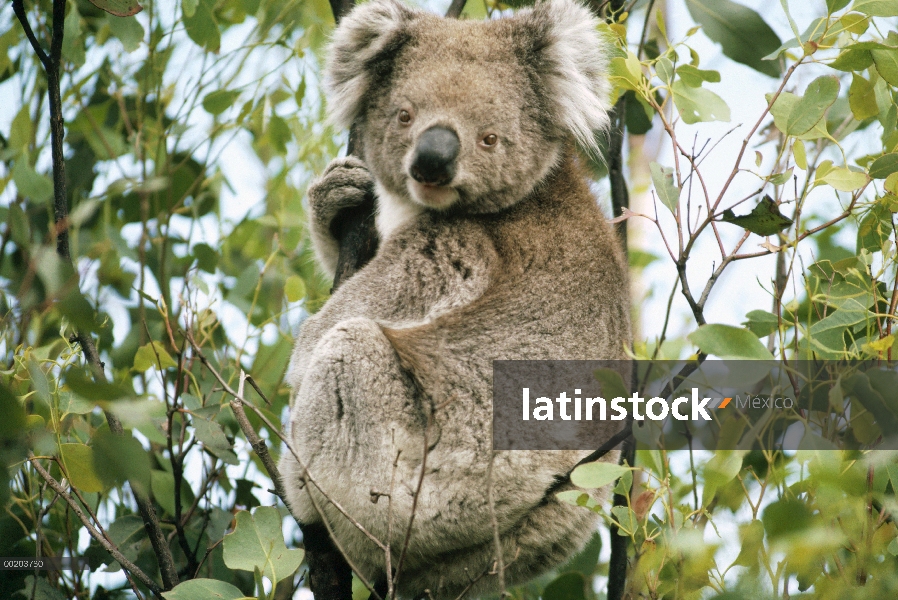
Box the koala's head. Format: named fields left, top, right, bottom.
left=325, top=0, right=610, bottom=215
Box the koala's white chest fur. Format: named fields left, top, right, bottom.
left=375, top=182, right=425, bottom=240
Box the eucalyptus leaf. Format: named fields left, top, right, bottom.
left=688, top=324, right=775, bottom=360
left=671, top=80, right=730, bottom=124
left=852, top=0, right=898, bottom=17
left=786, top=76, right=840, bottom=136
left=222, top=507, right=304, bottom=583
left=87, top=0, right=143, bottom=16
left=872, top=48, right=898, bottom=86
left=649, top=162, right=680, bottom=214
left=59, top=444, right=105, bottom=493
left=161, top=579, right=247, bottom=600
left=570, top=461, right=630, bottom=489
left=869, top=153, right=898, bottom=179
left=720, top=196, right=793, bottom=236
left=685, top=0, right=782, bottom=77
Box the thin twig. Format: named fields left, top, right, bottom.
left=486, top=452, right=506, bottom=597
left=392, top=418, right=431, bottom=588
left=28, top=456, right=164, bottom=598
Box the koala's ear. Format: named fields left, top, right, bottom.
left=325, top=0, right=418, bottom=129
left=523, top=0, right=611, bottom=154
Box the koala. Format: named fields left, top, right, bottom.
left=280, top=0, right=631, bottom=597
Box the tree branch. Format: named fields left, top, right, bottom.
left=446, top=0, right=467, bottom=18
left=29, top=455, right=164, bottom=599
left=12, top=0, right=180, bottom=590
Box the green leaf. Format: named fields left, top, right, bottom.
left=59, top=444, right=105, bottom=493
left=15, top=576, right=66, bottom=600
left=133, top=342, right=177, bottom=372
left=222, top=507, right=304, bottom=583
left=161, top=579, right=247, bottom=600
left=193, top=417, right=239, bottom=464
left=655, top=56, right=674, bottom=84
left=819, top=166, right=868, bottom=192
left=743, top=310, right=780, bottom=338
left=0, top=382, right=26, bottom=442
left=61, top=4, right=86, bottom=67
left=184, top=0, right=221, bottom=52
left=887, top=463, right=898, bottom=496
left=593, top=368, right=628, bottom=400
left=808, top=297, right=869, bottom=356
left=542, top=572, right=587, bottom=600
left=625, top=90, right=653, bottom=134
left=12, top=159, right=53, bottom=204
left=826, top=0, right=851, bottom=12
left=611, top=505, right=638, bottom=535
left=852, top=0, right=898, bottom=17
left=27, top=357, right=51, bottom=408
left=849, top=74, right=879, bottom=121
left=671, top=80, right=730, bottom=124
left=58, top=392, right=94, bottom=417
left=869, top=154, right=898, bottom=179
left=786, top=76, right=840, bottom=136
left=731, top=519, right=765, bottom=567
left=649, top=162, right=680, bottom=214
left=762, top=498, right=812, bottom=539
left=86, top=0, right=143, bottom=16
left=9, top=203, right=30, bottom=247
left=65, top=369, right=132, bottom=402
left=570, top=461, right=630, bottom=489
left=702, top=450, right=745, bottom=505
left=720, top=196, right=793, bottom=236
left=150, top=470, right=195, bottom=517
left=284, top=275, right=306, bottom=302
left=92, top=429, right=151, bottom=495
left=688, top=324, right=775, bottom=360
left=193, top=417, right=232, bottom=451
left=182, top=0, right=198, bottom=18
left=107, top=514, right=146, bottom=563
left=829, top=48, right=874, bottom=72
left=872, top=49, right=898, bottom=86
left=108, top=16, right=145, bottom=52
left=769, top=92, right=831, bottom=140
left=840, top=12, right=869, bottom=34
left=8, top=105, right=33, bottom=153
left=676, top=64, right=721, bottom=87
left=203, top=90, right=241, bottom=116
left=685, top=0, right=782, bottom=77
left=844, top=369, right=898, bottom=434
left=768, top=167, right=794, bottom=185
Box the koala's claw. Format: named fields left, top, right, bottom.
left=308, top=156, right=375, bottom=233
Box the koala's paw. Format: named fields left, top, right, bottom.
left=308, top=156, right=375, bottom=235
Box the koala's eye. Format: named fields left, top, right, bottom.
left=480, top=134, right=498, bottom=148
left=398, top=110, right=412, bottom=125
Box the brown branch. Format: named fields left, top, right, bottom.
left=12, top=0, right=180, bottom=590
left=446, top=0, right=467, bottom=18
left=28, top=455, right=164, bottom=599
left=486, top=452, right=507, bottom=597
left=391, top=419, right=431, bottom=588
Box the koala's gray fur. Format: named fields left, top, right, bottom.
left=280, top=0, right=631, bottom=597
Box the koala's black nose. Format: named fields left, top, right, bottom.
left=410, top=126, right=460, bottom=186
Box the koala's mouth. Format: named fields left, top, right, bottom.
left=407, top=179, right=460, bottom=210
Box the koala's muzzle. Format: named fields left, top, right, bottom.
left=410, top=126, right=460, bottom=186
